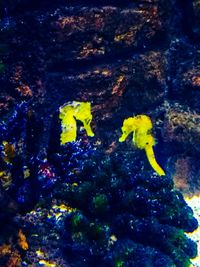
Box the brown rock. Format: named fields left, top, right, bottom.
left=44, top=51, right=166, bottom=127
left=48, top=5, right=164, bottom=64
left=173, top=156, right=200, bottom=196
left=164, top=104, right=200, bottom=153
left=169, top=42, right=200, bottom=111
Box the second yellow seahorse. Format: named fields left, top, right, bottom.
left=119, top=115, right=165, bottom=176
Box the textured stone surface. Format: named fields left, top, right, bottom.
left=0, top=1, right=171, bottom=117
left=173, top=156, right=200, bottom=196
left=0, top=0, right=199, bottom=191
left=164, top=105, right=200, bottom=153
left=45, top=51, right=166, bottom=121
left=163, top=104, right=200, bottom=197
left=1, top=1, right=200, bottom=265
left=168, top=39, right=200, bottom=111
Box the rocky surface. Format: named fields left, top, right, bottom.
left=0, top=0, right=200, bottom=266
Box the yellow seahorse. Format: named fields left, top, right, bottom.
left=119, top=115, right=165, bottom=176
left=59, top=101, right=94, bottom=145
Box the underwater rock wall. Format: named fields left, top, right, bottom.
left=0, top=0, right=200, bottom=266
left=1, top=0, right=200, bottom=192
